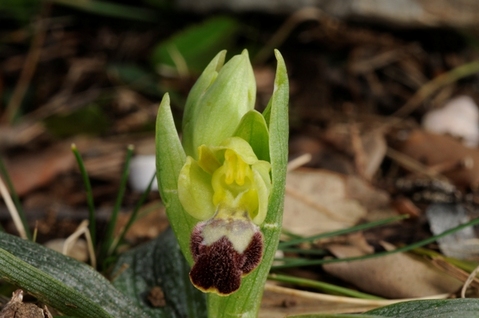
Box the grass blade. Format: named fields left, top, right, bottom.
left=273, top=215, right=479, bottom=270
left=109, top=172, right=156, bottom=256
left=71, top=144, right=97, bottom=246
left=268, top=274, right=384, bottom=300
left=101, top=144, right=134, bottom=260
left=279, top=215, right=408, bottom=249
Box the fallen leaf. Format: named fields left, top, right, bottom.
left=323, top=243, right=463, bottom=298
left=5, top=143, right=75, bottom=196
left=393, top=129, right=479, bottom=188
left=283, top=169, right=367, bottom=236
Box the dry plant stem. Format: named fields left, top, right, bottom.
left=431, top=258, right=479, bottom=290
left=4, top=6, right=50, bottom=123
left=264, top=283, right=449, bottom=308
left=392, top=60, right=479, bottom=118
left=461, top=263, right=479, bottom=298
left=63, top=220, right=96, bottom=268
left=350, top=124, right=368, bottom=180
left=287, top=153, right=312, bottom=171
left=254, top=7, right=325, bottom=64
left=386, top=147, right=448, bottom=181
left=32, top=223, right=38, bottom=242
left=0, top=177, right=27, bottom=239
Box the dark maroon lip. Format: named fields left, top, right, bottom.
left=189, top=220, right=264, bottom=295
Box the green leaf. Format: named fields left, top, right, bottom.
left=112, top=228, right=207, bottom=317
left=287, top=315, right=381, bottom=318
left=151, top=16, right=239, bottom=75
left=206, top=50, right=289, bottom=317
left=366, top=298, right=479, bottom=317
left=44, top=104, right=110, bottom=138
left=51, top=0, right=156, bottom=22
left=108, top=63, right=164, bottom=97
left=289, top=299, right=479, bottom=318
left=234, top=110, right=270, bottom=161
left=0, top=0, right=41, bottom=23
left=155, top=93, right=197, bottom=263
left=0, top=231, right=148, bottom=318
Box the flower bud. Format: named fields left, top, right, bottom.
left=182, top=50, right=256, bottom=159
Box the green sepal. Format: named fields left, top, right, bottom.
left=178, top=156, right=216, bottom=221
left=233, top=110, right=270, bottom=162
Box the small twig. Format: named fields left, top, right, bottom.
left=264, top=283, right=449, bottom=308
left=268, top=273, right=384, bottom=300
left=3, top=4, right=51, bottom=123
left=63, top=220, right=97, bottom=268
left=350, top=124, right=368, bottom=180
left=431, top=258, right=479, bottom=290
left=461, top=263, right=479, bottom=298
left=386, top=147, right=448, bottom=181
left=254, top=7, right=325, bottom=64
left=393, top=60, right=479, bottom=118
left=0, top=156, right=31, bottom=239
left=287, top=153, right=312, bottom=172
left=0, top=177, right=27, bottom=239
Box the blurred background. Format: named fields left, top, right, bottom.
left=2, top=0, right=479, bottom=313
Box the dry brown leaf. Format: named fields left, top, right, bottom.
left=345, top=175, right=390, bottom=210
left=393, top=129, right=479, bottom=188
left=5, top=143, right=75, bottom=196
left=283, top=169, right=367, bottom=236
left=323, top=243, right=462, bottom=298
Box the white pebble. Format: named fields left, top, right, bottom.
left=422, top=95, right=479, bottom=147
left=129, top=155, right=158, bottom=191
